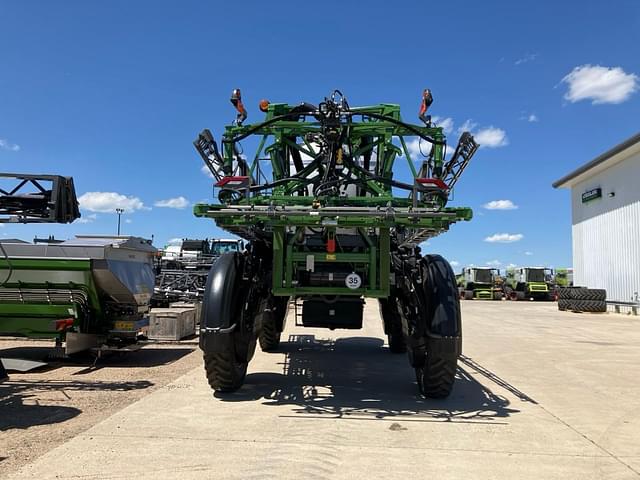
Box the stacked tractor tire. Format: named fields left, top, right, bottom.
left=557, top=287, right=607, bottom=312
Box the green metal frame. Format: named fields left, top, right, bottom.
left=195, top=100, right=472, bottom=299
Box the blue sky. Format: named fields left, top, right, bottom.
left=1, top=0, right=638, bottom=270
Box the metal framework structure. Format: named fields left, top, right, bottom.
left=152, top=269, right=208, bottom=306
left=193, top=89, right=480, bottom=397
left=194, top=90, right=477, bottom=299
left=0, top=173, right=80, bottom=224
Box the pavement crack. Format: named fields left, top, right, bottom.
left=80, top=432, right=613, bottom=459
left=533, top=403, right=640, bottom=477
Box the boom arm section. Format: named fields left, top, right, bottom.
left=0, top=173, right=80, bottom=224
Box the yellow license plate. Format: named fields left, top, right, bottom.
left=114, top=321, right=135, bottom=331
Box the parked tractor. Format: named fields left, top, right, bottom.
left=210, top=239, right=244, bottom=259
left=193, top=89, right=478, bottom=398
left=504, top=267, right=555, bottom=301
left=458, top=267, right=503, bottom=300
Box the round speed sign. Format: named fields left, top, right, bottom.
left=345, top=272, right=362, bottom=290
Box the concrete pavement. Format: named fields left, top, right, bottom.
left=8, top=301, right=640, bottom=479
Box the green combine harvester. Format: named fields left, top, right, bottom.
left=457, top=267, right=503, bottom=300
left=0, top=173, right=156, bottom=355
left=554, top=268, right=573, bottom=288
left=193, top=89, right=478, bottom=398
left=504, top=267, right=555, bottom=301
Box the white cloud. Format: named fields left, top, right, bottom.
left=524, top=251, right=533, bottom=256
left=486, top=260, right=502, bottom=266
left=76, top=213, right=98, bottom=224
left=450, top=260, right=460, bottom=267
left=515, top=53, right=538, bottom=66
left=561, top=65, right=638, bottom=104
left=201, top=165, right=215, bottom=179
left=474, top=127, right=508, bottom=148
left=457, top=119, right=477, bottom=135
left=154, top=196, right=190, bottom=209
left=125, top=218, right=132, bottom=224
left=78, top=192, right=147, bottom=213
left=457, top=120, right=508, bottom=148
left=484, top=233, right=524, bottom=243
left=506, top=263, right=517, bottom=268
left=519, top=113, right=539, bottom=122
left=0, top=138, right=20, bottom=152
left=483, top=199, right=518, bottom=210
left=167, top=237, right=183, bottom=245
left=432, top=116, right=454, bottom=135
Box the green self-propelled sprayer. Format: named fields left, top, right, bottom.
left=193, top=89, right=479, bottom=398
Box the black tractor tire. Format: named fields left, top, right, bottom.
left=416, top=354, right=458, bottom=399
left=258, top=296, right=289, bottom=352
left=558, top=298, right=573, bottom=311
left=557, top=287, right=573, bottom=300
left=510, top=290, right=525, bottom=301
left=416, top=255, right=461, bottom=399
left=388, top=333, right=407, bottom=354
left=563, top=286, right=587, bottom=299
left=573, top=288, right=606, bottom=302
left=463, top=290, right=474, bottom=300
left=259, top=312, right=281, bottom=352
left=204, top=349, right=247, bottom=393
left=570, top=299, right=607, bottom=313
left=200, top=253, right=257, bottom=393
left=379, top=298, right=406, bottom=353
left=493, top=291, right=503, bottom=301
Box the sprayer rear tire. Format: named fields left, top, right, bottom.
left=204, top=348, right=248, bottom=393
left=416, top=355, right=458, bottom=398
left=387, top=333, right=407, bottom=354
left=416, top=255, right=461, bottom=399
left=379, top=298, right=406, bottom=353
left=259, top=311, right=281, bottom=352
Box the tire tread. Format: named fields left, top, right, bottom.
left=203, top=351, right=247, bottom=392
left=259, top=312, right=281, bottom=352
left=417, top=356, right=457, bottom=398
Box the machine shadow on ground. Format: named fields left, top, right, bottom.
left=0, top=345, right=195, bottom=374
left=0, top=378, right=153, bottom=431
left=219, top=335, right=528, bottom=423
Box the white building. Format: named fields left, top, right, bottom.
left=553, top=132, right=640, bottom=304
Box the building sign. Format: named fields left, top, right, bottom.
left=581, top=187, right=602, bottom=203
